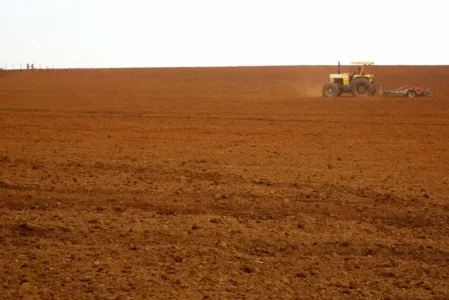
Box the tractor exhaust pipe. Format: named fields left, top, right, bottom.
left=338, top=61, right=340, bottom=74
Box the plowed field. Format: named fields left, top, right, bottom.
left=1, top=66, right=448, bottom=299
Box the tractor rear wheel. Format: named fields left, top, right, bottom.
left=350, top=78, right=374, bottom=97
left=322, top=82, right=340, bottom=97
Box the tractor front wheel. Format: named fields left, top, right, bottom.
left=350, top=78, right=374, bottom=97
left=322, top=82, right=340, bottom=97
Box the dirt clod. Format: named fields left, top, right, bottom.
left=242, top=265, right=256, bottom=274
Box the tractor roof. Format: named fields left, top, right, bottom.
left=351, top=61, right=374, bottom=65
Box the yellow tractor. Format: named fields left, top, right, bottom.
left=322, top=61, right=376, bottom=97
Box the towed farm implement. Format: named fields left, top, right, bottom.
left=378, top=85, right=431, bottom=98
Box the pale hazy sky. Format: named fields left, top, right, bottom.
left=1, top=0, right=447, bottom=68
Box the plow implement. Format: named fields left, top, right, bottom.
left=378, top=85, right=431, bottom=97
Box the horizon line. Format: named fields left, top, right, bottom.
left=2, top=63, right=449, bottom=71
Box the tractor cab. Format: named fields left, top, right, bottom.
left=336, top=61, right=374, bottom=82
left=349, top=61, right=374, bottom=82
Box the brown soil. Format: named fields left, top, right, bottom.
left=0, top=66, right=448, bottom=299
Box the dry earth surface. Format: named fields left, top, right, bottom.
left=0, top=65, right=449, bottom=299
